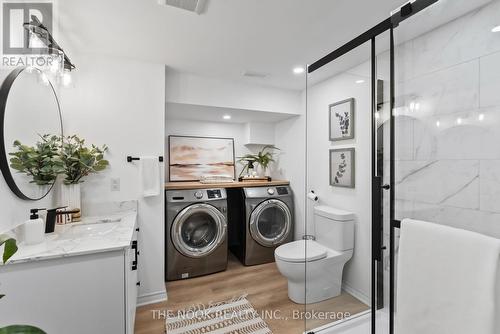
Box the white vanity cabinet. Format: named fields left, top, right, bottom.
left=0, top=223, right=140, bottom=334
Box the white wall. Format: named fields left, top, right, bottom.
left=392, top=0, right=500, bottom=238
left=59, top=55, right=166, bottom=304
left=306, top=69, right=372, bottom=304
left=165, top=70, right=306, bottom=240
left=166, top=69, right=301, bottom=115
left=273, top=114, right=306, bottom=240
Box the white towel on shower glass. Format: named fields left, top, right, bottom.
left=396, top=219, right=500, bottom=334
left=140, top=156, right=160, bottom=197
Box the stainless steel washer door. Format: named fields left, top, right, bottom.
left=171, top=203, right=227, bottom=258
left=249, top=199, right=292, bottom=247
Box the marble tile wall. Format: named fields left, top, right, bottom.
left=391, top=0, right=500, bottom=238
left=373, top=1, right=500, bottom=307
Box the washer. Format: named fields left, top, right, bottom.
left=166, top=188, right=228, bottom=281
left=228, top=186, right=294, bottom=266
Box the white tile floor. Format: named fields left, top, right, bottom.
left=314, top=309, right=389, bottom=334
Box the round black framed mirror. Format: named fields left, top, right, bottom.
left=0, top=67, right=63, bottom=201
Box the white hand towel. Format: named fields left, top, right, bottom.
left=140, top=156, right=160, bottom=197
left=396, top=219, right=500, bottom=334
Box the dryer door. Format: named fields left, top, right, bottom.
left=171, top=203, right=227, bottom=258
left=249, top=199, right=292, bottom=247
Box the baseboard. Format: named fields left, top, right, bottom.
left=342, top=281, right=370, bottom=306
left=137, top=289, right=168, bottom=307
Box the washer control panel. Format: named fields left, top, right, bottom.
left=244, top=185, right=292, bottom=198
left=166, top=188, right=227, bottom=202
left=276, top=187, right=289, bottom=195
left=207, top=189, right=222, bottom=199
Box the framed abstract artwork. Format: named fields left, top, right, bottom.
left=168, top=135, right=235, bottom=182
left=329, top=98, right=355, bottom=141
left=330, top=148, right=355, bottom=188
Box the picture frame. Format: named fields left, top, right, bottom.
left=168, top=135, right=236, bottom=182
left=329, top=98, right=355, bottom=141
left=329, top=148, right=355, bottom=188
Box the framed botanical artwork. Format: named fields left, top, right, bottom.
left=168, top=135, right=235, bottom=182
left=329, top=98, right=355, bottom=141
left=330, top=148, right=355, bottom=188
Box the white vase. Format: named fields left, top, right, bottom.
left=60, top=183, right=81, bottom=211
left=256, top=165, right=268, bottom=178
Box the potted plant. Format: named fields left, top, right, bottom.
left=59, top=135, right=109, bottom=215
left=237, top=145, right=279, bottom=177
left=9, top=134, right=63, bottom=189
left=1, top=235, right=46, bottom=333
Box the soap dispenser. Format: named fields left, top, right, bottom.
left=23, top=208, right=46, bottom=245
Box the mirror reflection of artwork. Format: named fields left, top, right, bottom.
left=1, top=67, right=63, bottom=200
left=329, top=98, right=354, bottom=141
left=168, top=136, right=235, bottom=181
left=330, top=148, right=355, bottom=188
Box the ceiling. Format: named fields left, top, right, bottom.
left=58, top=0, right=407, bottom=91
left=58, top=0, right=490, bottom=91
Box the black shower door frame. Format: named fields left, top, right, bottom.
left=307, top=1, right=439, bottom=333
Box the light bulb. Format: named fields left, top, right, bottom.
left=293, top=67, right=305, bottom=74
left=478, top=113, right=485, bottom=121
left=50, top=58, right=60, bottom=73
left=62, top=72, right=72, bottom=86
left=40, top=73, right=50, bottom=86
left=436, top=120, right=440, bottom=127
left=456, top=118, right=462, bottom=125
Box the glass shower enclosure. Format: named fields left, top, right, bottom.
left=303, top=0, right=499, bottom=333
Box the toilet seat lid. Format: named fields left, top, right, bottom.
left=275, top=240, right=327, bottom=263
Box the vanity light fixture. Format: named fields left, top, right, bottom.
left=223, top=115, right=231, bottom=120
left=23, top=15, right=76, bottom=71
left=492, top=25, right=500, bottom=33
left=293, top=67, right=305, bottom=74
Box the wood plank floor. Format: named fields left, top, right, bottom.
left=135, top=254, right=369, bottom=334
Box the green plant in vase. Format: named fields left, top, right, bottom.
left=59, top=135, right=109, bottom=215
left=59, top=135, right=109, bottom=185
left=8, top=134, right=63, bottom=186
left=0, top=235, right=46, bottom=334
left=237, top=145, right=280, bottom=177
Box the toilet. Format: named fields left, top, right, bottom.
left=274, top=205, right=355, bottom=304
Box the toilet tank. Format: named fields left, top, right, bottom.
left=314, top=206, right=355, bottom=251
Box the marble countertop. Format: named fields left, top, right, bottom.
left=5, top=210, right=138, bottom=265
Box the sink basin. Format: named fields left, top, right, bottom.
left=58, top=222, right=119, bottom=239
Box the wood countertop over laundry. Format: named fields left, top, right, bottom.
left=165, top=180, right=290, bottom=190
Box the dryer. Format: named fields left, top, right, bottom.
left=228, top=186, right=294, bottom=266
left=166, top=188, right=228, bottom=281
